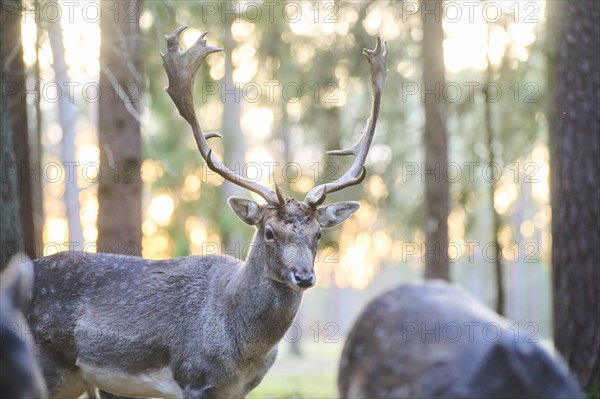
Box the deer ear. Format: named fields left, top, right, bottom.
left=317, top=201, right=360, bottom=228
left=0, top=254, right=34, bottom=313
left=228, top=197, right=265, bottom=226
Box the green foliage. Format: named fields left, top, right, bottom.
left=140, top=1, right=426, bottom=250
left=137, top=1, right=555, bottom=335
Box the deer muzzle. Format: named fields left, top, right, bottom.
left=292, top=266, right=315, bottom=289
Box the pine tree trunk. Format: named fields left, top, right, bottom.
left=47, top=13, right=84, bottom=246
left=30, top=5, right=44, bottom=259
left=550, top=0, right=600, bottom=390
left=484, top=21, right=504, bottom=315
left=1, top=50, right=23, bottom=270
left=422, top=0, right=449, bottom=280
left=97, top=0, right=142, bottom=256
left=0, top=0, right=36, bottom=258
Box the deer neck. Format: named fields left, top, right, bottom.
left=225, top=235, right=302, bottom=354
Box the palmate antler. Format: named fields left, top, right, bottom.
left=162, top=26, right=387, bottom=208
left=304, top=37, right=388, bottom=207
left=161, top=26, right=284, bottom=206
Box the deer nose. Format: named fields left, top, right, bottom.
left=293, top=271, right=315, bottom=288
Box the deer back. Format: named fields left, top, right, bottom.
left=28, top=252, right=242, bottom=369
left=338, top=280, right=583, bottom=398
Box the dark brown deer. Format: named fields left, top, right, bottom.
left=27, top=26, right=388, bottom=399
left=338, top=280, right=583, bottom=398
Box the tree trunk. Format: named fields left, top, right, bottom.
left=47, top=11, right=84, bottom=246
left=97, top=0, right=142, bottom=256
left=0, top=0, right=36, bottom=259
left=422, top=0, right=449, bottom=280
left=484, top=20, right=504, bottom=316
left=550, top=0, right=600, bottom=391
left=1, top=53, right=23, bottom=270
left=31, top=2, right=45, bottom=258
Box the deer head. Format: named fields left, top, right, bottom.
left=227, top=197, right=359, bottom=290
left=161, top=26, right=388, bottom=291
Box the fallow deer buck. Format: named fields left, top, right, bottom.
left=27, top=26, right=388, bottom=399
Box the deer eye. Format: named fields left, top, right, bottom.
left=316, top=230, right=322, bottom=240
left=265, top=226, right=275, bottom=241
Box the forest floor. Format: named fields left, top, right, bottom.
left=248, top=339, right=557, bottom=398
left=248, top=340, right=342, bottom=398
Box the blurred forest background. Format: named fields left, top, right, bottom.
left=1, top=0, right=598, bottom=397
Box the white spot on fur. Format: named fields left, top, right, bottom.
left=77, top=361, right=182, bottom=399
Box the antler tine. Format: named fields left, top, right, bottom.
left=161, top=26, right=283, bottom=206
left=304, top=37, right=388, bottom=207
